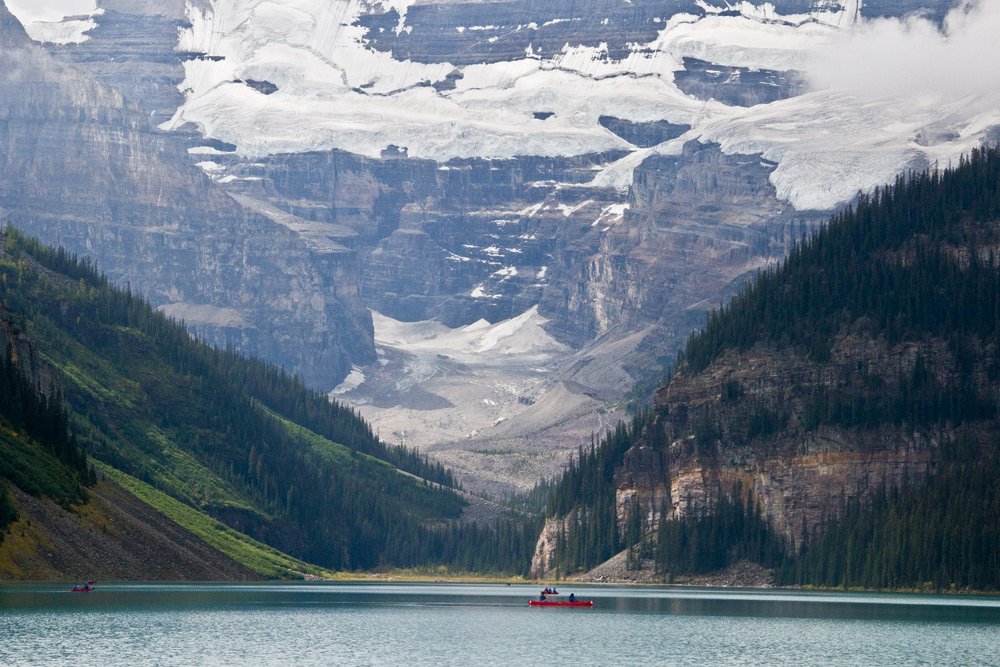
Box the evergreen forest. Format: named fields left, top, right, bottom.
left=541, top=147, right=1000, bottom=591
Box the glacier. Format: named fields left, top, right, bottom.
left=157, top=0, right=999, bottom=212
left=7, top=0, right=101, bottom=44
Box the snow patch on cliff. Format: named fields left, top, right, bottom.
left=7, top=0, right=101, bottom=44
left=374, top=306, right=567, bottom=360
left=331, top=366, right=366, bottom=395
left=166, top=0, right=1000, bottom=212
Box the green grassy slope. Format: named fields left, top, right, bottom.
left=94, top=462, right=323, bottom=579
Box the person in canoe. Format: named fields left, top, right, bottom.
left=539, top=592, right=547, bottom=601
left=569, top=593, right=576, bottom=602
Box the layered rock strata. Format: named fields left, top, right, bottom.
left=0, top=2, right=373, bottom=388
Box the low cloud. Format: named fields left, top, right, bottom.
left=805, top=0, right=1000, bottom=104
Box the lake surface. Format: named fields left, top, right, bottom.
left=2, top=582, right=999, bottom=666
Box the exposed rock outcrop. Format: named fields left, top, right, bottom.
left=540, top=140, right=826, bottom=348
left=0, top=481, right=261, bottom=581
left=0, top=2, right=374, bottom=388
left=531, top=515, right=571, bottom=575
left=673, top=58, right=806, bottom=108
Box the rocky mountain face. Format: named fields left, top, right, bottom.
left=2, top=0, right=983, bottom=494
left=0, top=1, right=373, bottom=388
left=214, top=148, right=628, bottom=329
left=542, top=141, right=825, bottom=345
left=636, top=341, right=941, bottom=547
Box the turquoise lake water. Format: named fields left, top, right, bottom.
left=1, top=582, right=999, bottom=665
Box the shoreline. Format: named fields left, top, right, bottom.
left=2, top=574, right=997, bottom=597
left=298, top=571, right=1000, bottom=596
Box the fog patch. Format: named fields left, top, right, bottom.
left=806, top=0, right=1000, bottom=106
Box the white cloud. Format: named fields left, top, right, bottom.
left=805, top=0, right=1000, bottom=105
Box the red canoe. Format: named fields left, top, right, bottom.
left=528, top=600, right=593, bottom=607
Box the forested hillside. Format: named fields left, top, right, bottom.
left=538, top=147, right=1000, bottom=590
left=0, top=334, right=92, bottom=538
left=0, top=228, right=536, bottom=576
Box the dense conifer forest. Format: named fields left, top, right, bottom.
left=0, top=228, right=535, bottom=574
left=544, top=414, right=647, bottom=573
left=541, top=147, right=1000, bottom=590
left=780, top=449, right=1000, bottom=591
left=0, top=342, right=93, bottom=538
left=684, top=148, right=1000, bottom=434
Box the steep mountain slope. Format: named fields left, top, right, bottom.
left=535, top=147, right=1000, bottom=588
left=0, top=252, right=273, bottom=579
left=0, top=227, right=538, bottom=576
left=1, top=480, right=263, bottom=581
left=0, top=1, right=374, bottom=388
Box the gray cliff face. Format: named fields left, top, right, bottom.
left=215, top=148, right=628, bottom=329
left=47, top=0, right=193, bottom=128
left=598, top=118, right=690, bottom=149
left=674, top=58, right=807, bottom=108
left=539, top=141, right=826, bottom=353
left=359, top=0, right=960, bottom=66
left=217, top=138, right=821, bottom=370
left=0, top=2, right=374, bottom=388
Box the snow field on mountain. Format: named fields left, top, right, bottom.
left=6, top=0, right=100, bottom=44
left=165, top=0, right=1000, bottom=212
left=370, top=305, right=567, bottom=362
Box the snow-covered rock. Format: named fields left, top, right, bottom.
left=161, top=0, right=997, bottom=212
